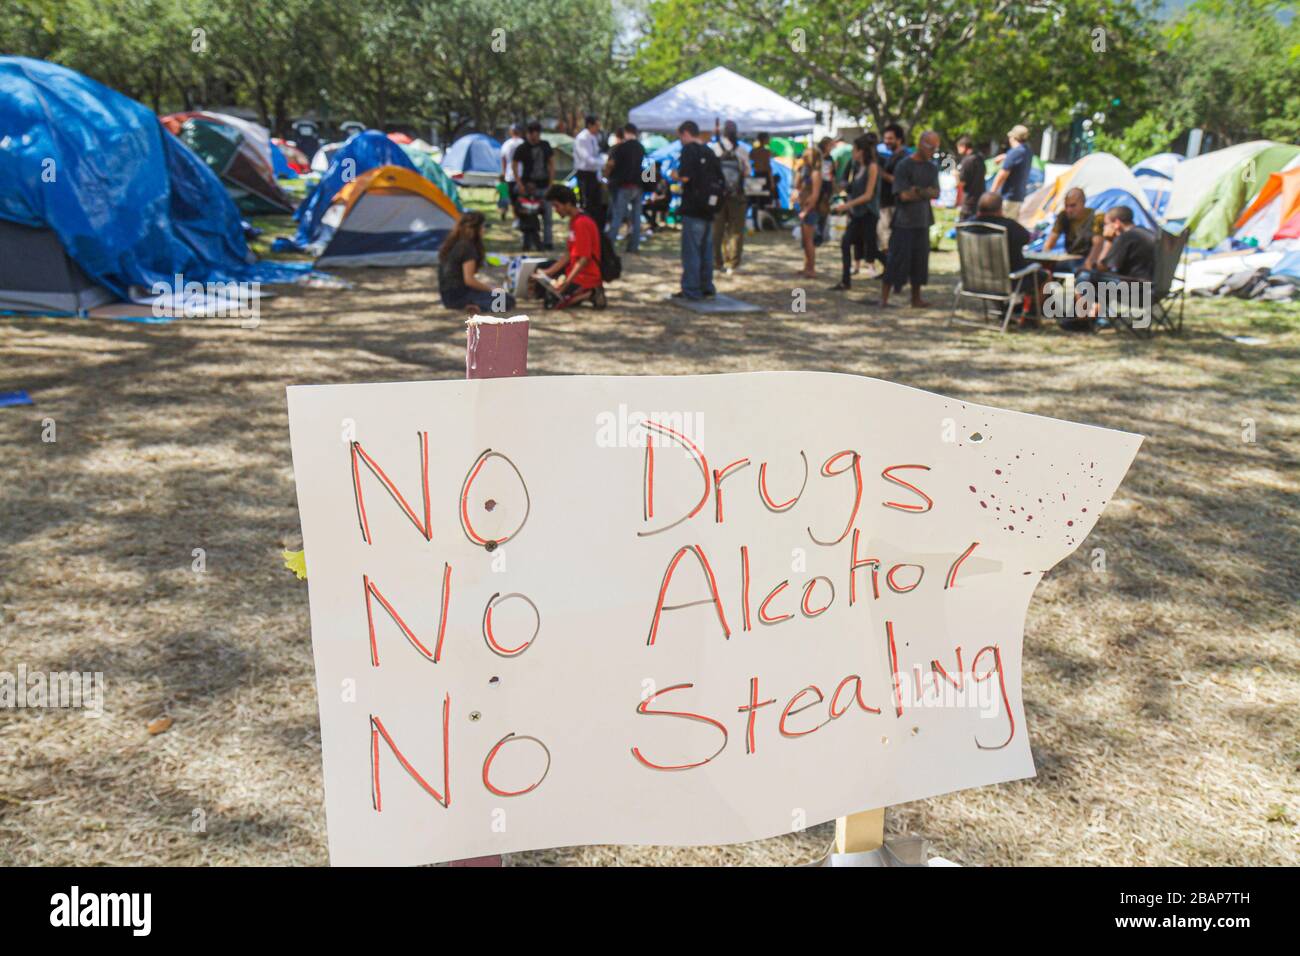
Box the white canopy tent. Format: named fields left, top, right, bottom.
left=628, top=67, right=816, bottom=136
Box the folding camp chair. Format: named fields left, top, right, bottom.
left=1097, top=227, right=1188, bottom=337
left=949, top=222, right=1042, bottom=333
left=1150, top=227, right=1188, bottom=334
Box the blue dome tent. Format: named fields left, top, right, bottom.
left=0, top=56, right=308, bottom=314
left=443, top=133, right=502, bottom=186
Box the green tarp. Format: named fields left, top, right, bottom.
left=1184, top=144, right=1300, bottom=249
left=399, top=145, right=464, bottom=211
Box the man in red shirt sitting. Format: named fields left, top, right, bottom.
left=538, top=184, right=605, bottom=308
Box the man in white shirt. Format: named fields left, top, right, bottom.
left=501, top=124, right=523, bottom=185
left=710, top=119, right=751, bottom=272
left=573, top=114, right=604, bottom=221
left=500, top=124, right=523, bottom=223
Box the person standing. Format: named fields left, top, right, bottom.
left=879, top=130, right=941, bottom=308
left=513, top=121, right=556, bottom=249
left=671, top=120, right=721, bottom=300
left=815, top=136, right=836, bottom=245
left=749, top=132, right=775, bottom=210
left=500, top=123, right=524, bottom=223
left=991, top=124, right=1032, bottom=220
left=858, top=131, right=887, bottom=273
left=605, top=123, right=647, bottom=253
left=877, top=123, right=908, bottom=258
left=794, top=146, right=822, bottom=278
left=711, top=119, right=750, bottom=273
left=829, top=134, right=880, bottom=290
left=574, top=114, right=604, bottom=222
left=954, top=134, right=985, bottom=220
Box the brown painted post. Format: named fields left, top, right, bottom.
left=449, top=313, right=530, bottom=868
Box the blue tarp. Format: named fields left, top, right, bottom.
left=0, top=57, right=308, bottom=299
left=270, top=141, right=297, bottom=179
left=443, top=133, right=502, bottom=174
left=1273, top=250, right=1300, bottom=283
left=648, top=139, right=681, bottom=169
left=292, top=130, right=415, bottom=246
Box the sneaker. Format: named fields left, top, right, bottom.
left=828, top=281, right=850, bottom=291
left=670, top=291, right=701, bottom=300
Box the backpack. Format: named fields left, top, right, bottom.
left=598, top=231, right=622, bottom=282
left=718, top=144, right=743, bottom=196
left=683, top=144, right=726, bottom=217
left=1218, top=267, right=1270, bottom=299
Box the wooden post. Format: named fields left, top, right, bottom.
left=449, top=313, right=530, bottom=868
left=466, top=314, right=529, bottom=380
left=835, top=808, right=885, bottom=855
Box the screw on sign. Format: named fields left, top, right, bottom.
left=451, top=313, right=529, bottom=867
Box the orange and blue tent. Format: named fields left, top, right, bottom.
left=315, top=165, right=460, bottom=268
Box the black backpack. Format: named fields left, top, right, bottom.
left=599, top=231, right=622, bottom=282
left=683, top=144, right=726, bottom=217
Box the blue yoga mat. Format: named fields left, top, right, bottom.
left=0, top=390, right=33, bottom=407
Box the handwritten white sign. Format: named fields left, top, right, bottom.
left=287, top=372, right=1140, bottom=865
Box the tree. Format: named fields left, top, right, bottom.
left=1159, top=0, right=1300, bottom=144
left=631, top=0, right=1157, bottom=147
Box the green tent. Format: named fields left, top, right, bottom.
left=768, top=136, right=806, bottom=160
left=640, top=133, right=670, bottom=153
left=1183, top=144, right=1300, bottom=249
left=541, top=132, right=575, bottom=177
left=399, top=144, right=464, bottom=211
left=176, top=117, right=295, bottom=214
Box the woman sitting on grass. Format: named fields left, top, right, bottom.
left=437, top=211, right=517, bottom=314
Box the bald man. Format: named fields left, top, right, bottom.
left=1044, top=187, right=1104, bottom=272
left=880, top=130, right=941, bottom=308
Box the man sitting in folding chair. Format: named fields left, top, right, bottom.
left=533, top=184, right=607, bottom=310
left=950, top=191, right=1043, bottom=332
left=1072, top=205, right=1155, bottom=333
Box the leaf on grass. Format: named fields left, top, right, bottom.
left=147, top=716, right=173, bottom=736
left=282, top=548, right=307, bottom=580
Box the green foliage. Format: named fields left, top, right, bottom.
left=1092, top=112, right=1180, bottom=164
left=0, top=0, right=641, bottom=139
left=630, top=0, right=1159, bottom=146
left=1155, top=0, right=1300, bottom=144
left=1, top=0, right=1295, bottom=150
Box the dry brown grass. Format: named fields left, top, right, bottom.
left=1, top=220, right=1297, bottom=866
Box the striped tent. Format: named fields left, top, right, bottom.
left=315, top=165, right=459, bottom=268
